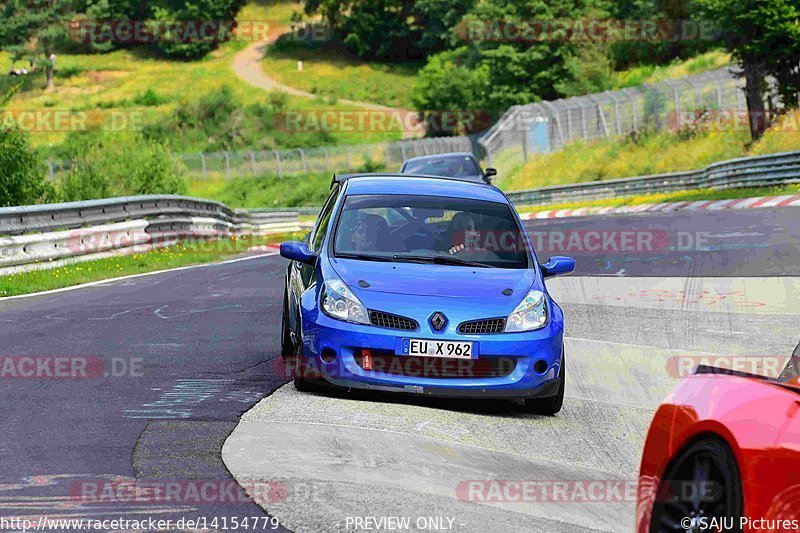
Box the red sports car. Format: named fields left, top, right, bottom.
left=637, top=365, right=800, bottom=532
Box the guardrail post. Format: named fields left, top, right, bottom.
left=611, top=95, right=622, bottom=135
left=224, top=152, right=231, bottom=178
left=565, top=108, right=573, bottom=140
left=249, top=151, right=257, bottom=175
left=200, top=152, right=207, bottom=179
left=580, top=104, right=588, bottom=139
left=597, top=105, right=610, bottom=138
left=400, top=143, right=407, bottom=160
left=299, top=149, right=307, bottom=172
left=521, top=131, right=529, bottom=163
left=346, top=147, right=353, bottom=169
left=273, top=150, right=283, bottom=177
left=673, top=88, right=680, bottom=118
left=47, top=161, right=55, bottom=182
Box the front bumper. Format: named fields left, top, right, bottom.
left=299, top=310, right=564, bottom=399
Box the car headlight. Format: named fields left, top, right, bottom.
left=505, top=289, right=548, bottom=332
left=321, top=279, right=369, bottom=325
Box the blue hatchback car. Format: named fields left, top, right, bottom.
left=280, top=174, right=575, bottom=413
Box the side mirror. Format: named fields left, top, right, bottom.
left=484, top=168, right=497, bottom=178
left=540, top=256, right=575, bottom=278
left=280, top=241, right=316, bottom=265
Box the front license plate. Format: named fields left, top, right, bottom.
left=401, top=338, right=474, bottom=359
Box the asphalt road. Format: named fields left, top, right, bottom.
left=1, top=207, right=798, bottom=531
left=523, top=207, right=800, bottom=277
left=0, top=254, right=290, bottom=530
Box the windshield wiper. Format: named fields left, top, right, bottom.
left=336, top=252, right=394, bottom=263
left=392, top=254, right=493, bottom=268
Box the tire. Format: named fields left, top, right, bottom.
left=280, top=287, right=294, bottom=360
left=649, top=438, right=743, bottom=533
left=522, top=352, right=565, bottom=415
left=292, top=333, right=314, bottom=392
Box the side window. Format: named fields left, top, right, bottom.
left=310, top=186, right=340, bottom=251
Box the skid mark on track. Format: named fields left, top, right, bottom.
left=86, top=306, right=152, bottom=321
left=154, top=304, right=242, bottom=320
left=124, top=379, right=234, bottom=419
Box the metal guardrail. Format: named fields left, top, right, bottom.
left=3, top=149, right=798, bottom=273
left=0, top=195, right=307, bottom=274
left=504, top=150, right=800, bottom=206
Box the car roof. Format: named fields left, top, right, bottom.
left=340, top=174, right=508, bottom=203
left=402, top=152, right=477, bottom=164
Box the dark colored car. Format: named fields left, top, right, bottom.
left=400, top=152, right=497, bottom=184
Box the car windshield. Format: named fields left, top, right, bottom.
left=332, top=194, right=529, bottom=269
left=403, top=156, right=481, bottom=178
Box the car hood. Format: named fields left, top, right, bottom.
left=330, top=257, right=537, bottom=299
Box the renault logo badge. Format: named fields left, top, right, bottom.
left=429, top=312, right=448, bottom=332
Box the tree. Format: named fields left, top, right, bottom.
left=0, top=86, right=52, bottom=207
left=59, top=131, right=186, bottom=201
left=695, top=0, right=800, bottom=140
left=411, top=49, right=489, bottom=134
left=302, top=0, right=474, bottom=60
left=3, top=0, right=77, bottom=90
left=148, top=0, right=246, bottom=59
left=413, top=0, right=594, bottom=124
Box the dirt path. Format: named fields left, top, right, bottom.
left=232, top=32, right=422, bottom=138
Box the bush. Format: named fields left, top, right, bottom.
left=0, top=126, right=53, bottom=207
left=59, top=132, right=186, bottom=201
left=142, top=85, right=337, bottom=152
left=411, top=49, right=484, bottom=131
left=200, top=160, right=387, bottom=208
left=133, top=89, right=168, bottom=107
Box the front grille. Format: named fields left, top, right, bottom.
left=369, top=310, right=418, bottom=331
left=458, top=318, right=506, bottom=335
left=355, top=350, right=517, bottom=378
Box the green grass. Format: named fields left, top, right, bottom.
left=499, top=109, right=800, bottom=192
left=188, top=172, right=333, bottom=207
left=263, top=44, right=421, bottom=109
left=187, top=158, right=386, bottom=207
left=609, top=50, right=731, bottom=89
left=516, top=183, right=800, bottom=215
left=499, top=129, right=751, bottom=191
left=0, top=1, right=400, bottom=149
left=0, top=232, right=302, bottom=297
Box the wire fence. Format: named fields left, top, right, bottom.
left=45, top=136, right=475, bottom=182
left=477, top=66, right=784, bottom=174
